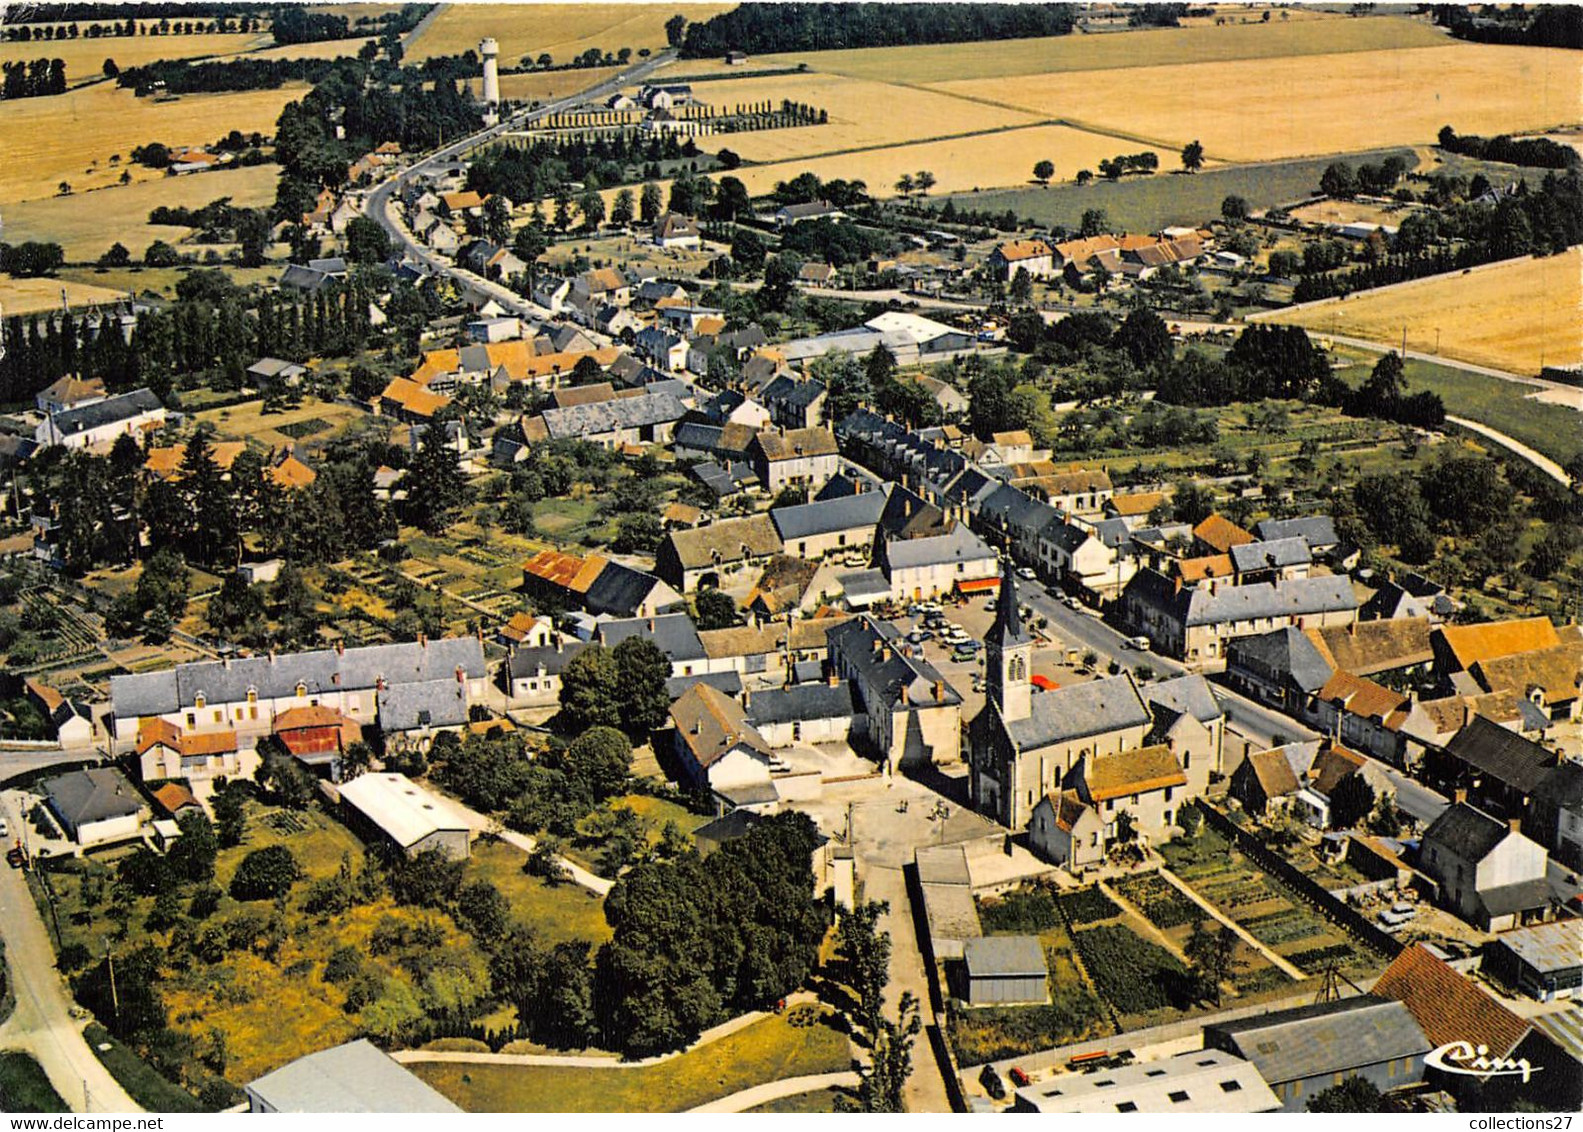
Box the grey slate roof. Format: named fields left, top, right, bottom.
left=664, top=670, right=744, bottom=700
left=540, top=391, right=686, bottom=441
left=1207, top=996, right=1431, bottom=1085
left=761, top=375, right=827, bottom=412
left=1226, top=627, right=1336, bottom=693
left=1255, top=515, right=1338, bottom=548
left=1229, top=537, right=1312, bottom=573
left=112, top=637, right=486, bottom=719
left=506, top=643, right=587, bottom=679
left=1143, top=674, right=1222, bottom=724
left=1005, top=673, right=1150, bottom=752
left=816, top=467, right=884, bottom=501
left=246, top=1039, right=462, bottom=1113
left=595, top=612, right=706, bottom=663
left=1442, top=714, right=1555, bottom=794
left=47, top=388, right=162, bottom=438
left=963, top=935, right=1048, bottom=979
left=377, top=678, right=468, bottom=732
left=582, top=561, right=670, bottom=618
left=747, top=681, right=859, bottom=725
left=1186, top=575, right=1356, bottom=627
left=1422, top=802, right=1514, bottom=863
left=883, top=523, right=995, bottom=570
left=42, top=767, right=142, bottom=829
left=674, top=421, right=725, bottom=453
left=771, top=491, right=886, bottom=542
left=1478, top=878, right=1555, bottom=919
left=838, top=568, right=892, bottom=602
left=829, top=617, right=962, bottom=709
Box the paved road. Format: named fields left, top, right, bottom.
left=437, top=790, right=612, bottom=896
left=0, top=797, right=140, bottom=1113
left=688, top=1070, right=859, bottom=1113
left=0, top=749, right=105, bottom=783
left=364, top=50, right=677, bottom=315
left=1446, top=415, right=1571, bottom=487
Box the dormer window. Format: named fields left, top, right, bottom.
left=295, top=682, right=308, bottom=698
left=247, top=688, right=258, bottom=704
left=194, top=693, right=206, bottom=709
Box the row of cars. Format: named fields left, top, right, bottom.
left=906, top=602, right=985, bottom=664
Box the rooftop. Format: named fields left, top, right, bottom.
left=963, top=934, right=1047, bottom=979
left=246, top=1039, right=462, bottom=1113
left=1208, top=996, right=1431, bottom=1085
left=337, top=773, right=469, bottom=849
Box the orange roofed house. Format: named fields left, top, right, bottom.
left=137, top=717, right=243, bottom=783
left=273, top=705, right=365, bottom=778
left=989, top=239, right=1055, bottom=280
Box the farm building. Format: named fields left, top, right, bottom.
left=245, top=1039, right=462, bottom=1113
left=337, top=773, right=471, bottom=859
left=40, top=767, right=147, bottom=846
left=1012, top=1049, right=1280, bottom=1113
left=960, top=935, right=1048, bottom=1006
left=1204, top=996, right=1430, bottom=1112
left=1483, top=921, right=1583, bottom=1003
left=34, top=387, right=166, bottom=451
left=1418, top=800, right=1552, bottom=932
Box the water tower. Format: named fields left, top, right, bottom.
left=479, top=37, right=500, bottom=117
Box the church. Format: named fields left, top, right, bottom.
left=969, top=566, right=1223, bottom=836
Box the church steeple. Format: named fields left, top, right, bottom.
left=985, top=559, right=1032, bottom=722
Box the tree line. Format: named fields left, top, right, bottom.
left=677, top=2, right=1076, bottom=57
left=117, top=54, right=338, bottom=96
left=1437, top=125, right=1580, bottom=171
left=466, top=130, right=701, bottom=201
left=1294, top=169, right=1583, bottom=302
left=1432, top=4, right=1582, bottom=49
left=1, top=58, right=67, bottom=99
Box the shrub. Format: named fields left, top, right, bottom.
left=228, top=845, right=300, bottom=901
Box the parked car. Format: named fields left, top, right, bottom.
left=952, top=645, right=979, bottom=663
left=6, top=847, right=24, bottom=869
left=1017, top=566, right=1036, bottom=581
left=1008, top=1067, right=1031, bottom=1089
left=907, top=629, right=933, bottom=643
left=1127, top=635, right=1151, bottom=650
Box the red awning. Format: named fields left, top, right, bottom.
left=956, top=577, right=1001, bottom=594
left=1032, top=675, right=1060, bottom=692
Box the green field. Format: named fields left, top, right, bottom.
left=763, top=15, right=1448, bottom=83
left=410, top=1012, right=850, bottom=1112
left=944, top=148, right=1414, bottom=233
left=464, top=836, right=613, bottom=947
left=1334, top=349, right=1583, bottom=466
left=0, top=1052, right=69, bottom=1113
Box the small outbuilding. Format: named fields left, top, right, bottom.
left=40, top=767, right=146, bottom=846
left=961, top=935, right=1048, bottom=1006
left=245, top=1039, right=462, bottom=1113
left=1483, top=920, right=1583, bottom=1003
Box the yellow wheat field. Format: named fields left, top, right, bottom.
left=1, top=163, right=282, bottom=261
left=573, top=123, right=1167, bottom=216
left=0, top=32, right=266, bottom=85
left=407, top=3, right=734, bottom=66
left=242, top=36, right=380, bottom=61
left=1273, top=249, right=1583, bottom=375
left=931, top=43, right=1582, bottom=164
left=0, top=274, right=132, bottom=314
left=662, top=72, right=1042, bottom=164
left=0, top=82, right=305, bottom=204
left=755, top=14, right=1451, bottom=84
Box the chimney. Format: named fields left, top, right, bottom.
left=742, top=689, right=751, bottom=709
left=418, top=632, right=427, bottom=648
left=1453, top=788, right=1467, bottom=805
left=268, top=648, right=276, bottom=663
left=880, top=645, right=892, bottom=662
left=648, top=617, right=656, bottom=632
left=222, top=656, right=231, bottom=669
left=335, top=639, right=345, bottom=656
left=332, top=671, right=341, bottom=686
left=933, top=680, right=943, bottom=702
left=456, top=665, right=465, bottom=684
left=1509, top=816, right=1522, bottom=834
left=376, top=676, right=387, bottom=692
left=828, top=672, right=840, bottom=687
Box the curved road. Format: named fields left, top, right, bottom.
left=363, top=50, right=678, bottom=314
left=0, top=795, right=140, bottom=1113
left=1446, top=415, right=1570, bottom=487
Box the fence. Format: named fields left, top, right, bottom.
left=1192, top=801, right=1403, bottom=960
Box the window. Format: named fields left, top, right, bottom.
left=249, top=706, right=257, bottom=720
left=194, top=693, right=206, bottom=709
left=1220, top=1080, right=1243, bottom=1093
left=186, top=713, right=196, bottom=728
left=1094, top=1080, right=1114, bottom=1088
left=1145, top=1069, right=1167, bottom=1078
left=295, top=682, right=308, bottom=698
left=1168, top=1091, right=1189, bottom=1104
left=1164, top=787, right=1174, bottom=803
left=1115, top=1102, right=1137, bottom=1113
left=213, top=710, right=222, bottom=724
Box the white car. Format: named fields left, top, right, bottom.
left=1017, top=566, right=1037, bottom=581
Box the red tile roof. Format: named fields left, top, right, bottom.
left=1372, top=944, right=1530, bottom=1060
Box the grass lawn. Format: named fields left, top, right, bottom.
left=943, top=148, right=1414, bottom=232
left=464, top=836, right=613, bottom=947
left=0, top=1052, right=69, bottom=1113
left=410, top=1011, right=850, bottom=1112
left=747, top=1085, right=850, bottom=1112
left=82, top=1025, right=207, bottom=1114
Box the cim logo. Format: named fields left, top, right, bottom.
left=1425, top=1041, right=1542, bottom=1083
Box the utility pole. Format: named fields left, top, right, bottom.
left=104, top=936, right=119, bottom=1023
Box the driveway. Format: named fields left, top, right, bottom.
left=0, top=797, right=140, bottom=1112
